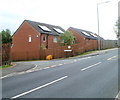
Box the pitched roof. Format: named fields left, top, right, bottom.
left=69, top=27, right=98, bottom=40
left=25, top=20, right=65, bottom=36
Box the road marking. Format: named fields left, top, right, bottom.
left=33, top=64, right=38, bottom=69
left=50, top=65, right=56, bottom=68
left=58, top=64, right=63, bottom=66
left=0, top=75, right=9, bottom=79
left=81, top=62, right=101, bottom=71
left=115, top=91, right=120, bottom=99
left=43, top=67, right=50, bottom=69
left=74, top=60, right=77, bottom=62
left=0, top=73, right=16, bottom=79
left=11, top=76, right=68, bottom=99
left=107, top=55, right=117, bottom=61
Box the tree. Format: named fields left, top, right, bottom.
left=114, top=17, right=120, bottom=39
left=59, top=31, right=76, bottom=46
left=0, top=29, right=12, bottom=44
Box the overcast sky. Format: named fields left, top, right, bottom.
left=0, top=0, right=119, bottom=40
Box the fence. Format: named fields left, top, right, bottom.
left=2, top=43, right=11, bottom=65
left=11, top=40, right=98, bottom=61
left=101, top=40, right=118, bottom=49
left=40, top=40, right=98, bottom=60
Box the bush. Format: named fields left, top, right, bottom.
left=0, top=29, right=12, bottom=44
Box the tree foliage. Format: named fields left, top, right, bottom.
left=0, top=29, right=12, bottom=43
left=59, top=31, right=76, bottom=46
left=114, top=17, right=120, bottom=39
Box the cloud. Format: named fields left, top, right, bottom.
left=0, top=0, right=118, bottom=39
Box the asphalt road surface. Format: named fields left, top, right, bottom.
left=2, top=48, right=119, bottom=99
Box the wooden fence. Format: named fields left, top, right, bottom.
left=11, top=40, right=98, bottom=61
left=2, top=43, right=11, bottom=65
left=40, top=40, right=98, bottom=60
left=101, top=40, right=118, bottom=49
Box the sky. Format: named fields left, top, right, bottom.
left=0, top=0, right=119, bottom=40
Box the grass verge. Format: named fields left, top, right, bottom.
left=75, top=50, right=97, bottom=57
left=0, top=64, right=13, bottom=69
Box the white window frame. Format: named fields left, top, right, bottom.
left=28, top=36, right=32, bottom=42
left=53, top=37, right=58, bottom=43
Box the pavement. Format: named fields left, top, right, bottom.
left=1, top=63, right=35, bottom=77
left=1, top=48, right=118, bottom=78
left=2, top=47, right=118, bottom=98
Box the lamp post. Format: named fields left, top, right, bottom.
left=97, top=1, right=110, bottom=50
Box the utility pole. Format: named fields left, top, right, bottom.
left=97, top=1, right=110, bottom=50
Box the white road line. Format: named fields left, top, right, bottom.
left=115, top=91, right=120, bottom=99
left=81, top=62, right=101, bottom=71
left=43, top=67, right=50, bottom=69
left=0, top=73, right=16, bottom=80
left=50, top=65, right=56, bottom=68
left=74, top=60, right=77, bottom=62
left=33, top=64, right=38, bottom=69
left=58, top=64, right=63, bottom=66
left=11, top=76, right=68, bottom=99
left=0, top=75, right=9, bottom=79
left=1, top=64, right=38, bottom=79
left=107, top=55, right=117, bottom=61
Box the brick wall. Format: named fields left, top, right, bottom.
left=68, top=28, right=85, bottom=43
left=68, top=28, right=98, bottom=52
left=11, top=21, right=98, bottom=61
left=11, top=21, right=41, bottom=61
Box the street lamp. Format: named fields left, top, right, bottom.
left=97, top=1, right=110, bottom=50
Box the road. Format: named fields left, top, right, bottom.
left=2, top=48, right=119, bottom=99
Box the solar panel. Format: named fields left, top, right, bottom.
left=38, top=25, right=51, bottom=32
left=53, top=28, right=64, bottom=33
left=81, top=31, right=91, bottom=36
left=90, top=33, right=98, bottom=38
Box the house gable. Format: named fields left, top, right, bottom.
left=68, top=27, right=98, bottom=40
left=11, top=21, right=41, bottom=60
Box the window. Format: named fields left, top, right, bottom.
left=38, top=25, right=51, bottom=32
left=53, top=28, right=64, bottom=33
left=53, top=37, right=58, bottom=43
left=81, top=31, right=91, bottom=37
left=36, top=35, right=39, bottom=38
left=11, top=44, right=13, bottom=48
left=43, top=36, right=46, bottom=42
left=90, top=33, right=98, bottom=38
left=61, top=39, right=64, bottom=43
left=28, top=36, right=32, bottom=42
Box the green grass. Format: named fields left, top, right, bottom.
left=0, top=65, right=13, bottom=69
left=75, top=50, right=97, bottom=57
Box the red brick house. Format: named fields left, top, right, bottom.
left=11, top=20, right=65, bottom=60
left=67, top=27, right=99, bottom=51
